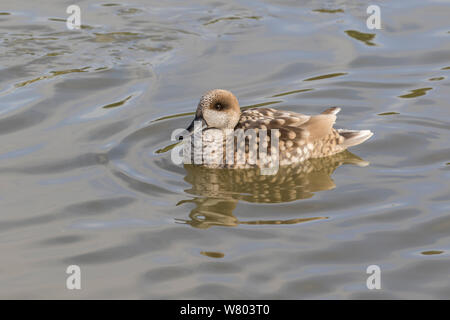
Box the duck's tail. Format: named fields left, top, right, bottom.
left=321, top=107, right=341, bottom=115
left=337, top=129, right=373, bottom=148
left=321, top=107, right=373, bottom=148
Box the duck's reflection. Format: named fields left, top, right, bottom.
left=176, top=151, right=369, bottom=229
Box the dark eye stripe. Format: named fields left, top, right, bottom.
left=215, top=103, right=223, bottom=110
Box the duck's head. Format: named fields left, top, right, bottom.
left=185, top=89, right=241, bottom=135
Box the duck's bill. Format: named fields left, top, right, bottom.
left=179, top=117, right=207, bottom=140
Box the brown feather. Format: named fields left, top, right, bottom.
left=299, top=114, right=336, bottom=140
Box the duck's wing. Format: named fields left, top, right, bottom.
left=298, top=113, right=337, bottom=140
left=239, top=107, right=340, bottom=140
left=239, top=108, right=310, bottom=127
left=235, top=107, right=346, bottom=160
left=236, top=108, right=310, bottom=153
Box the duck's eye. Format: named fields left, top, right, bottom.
left=215, top=103, right=223, bottom=111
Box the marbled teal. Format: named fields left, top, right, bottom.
left=182, top=89, right=373, bottom=169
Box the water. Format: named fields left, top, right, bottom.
left=0, top=0, right=449, bottom=299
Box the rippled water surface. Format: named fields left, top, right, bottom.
left=1, top=0, right=449, bottom=299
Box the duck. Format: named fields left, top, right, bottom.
left=180, top=89, right=373, bottom=169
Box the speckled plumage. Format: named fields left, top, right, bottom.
left=183, top=89, right=373, bottom=169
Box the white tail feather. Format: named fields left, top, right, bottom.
left=338, top=129, right=373, bottom=148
